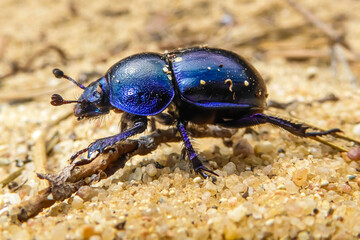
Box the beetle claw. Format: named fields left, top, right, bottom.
left=70, top=147, right=90, bottom=162
left=304, top=128, right=342, bottom=137
left=195, top=165, right=219, bottom=179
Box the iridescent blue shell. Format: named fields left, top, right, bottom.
left=106, top=53, right=174, bottom=116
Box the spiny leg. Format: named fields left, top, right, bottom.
left=149, top=113, right=175, bottom=132
left=71, top=114, right=147, bottom=165
left=155, top=113, right=176, bottom=126
left=219, top=113, right=344, bottom=150
left=255, top=114, right=341, bottom=137
left=177, top=121, right=218, bottom=178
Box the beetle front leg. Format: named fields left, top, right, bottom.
left=177, top=121, right=218, bottom=179
left=71, top=115, right=147, bottom=164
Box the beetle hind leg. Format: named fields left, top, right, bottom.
left=251, top=114, right=341, bottom=138
left=220, top=113, right=341, bottom=138
left=177, top=121, right=219, bottom=179
left=220, top=113, right=347, bottom=151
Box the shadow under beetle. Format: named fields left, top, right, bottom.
left=51, top=47, right=340, bottom=178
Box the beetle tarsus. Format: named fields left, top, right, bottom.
left=195, top=165, right=219, bottom=179
left=178, top=121, right=218, bottom=178
left=70, top=147, right=90, bottom=162
left=303, top=128, right=341, bottom=137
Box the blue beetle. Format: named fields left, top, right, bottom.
left=51, top=47, right=340, bottom=178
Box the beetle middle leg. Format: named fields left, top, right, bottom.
left=177, top=121, right=219, bottom=179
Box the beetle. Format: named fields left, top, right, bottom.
left=51, top=47, right=340, bottom=178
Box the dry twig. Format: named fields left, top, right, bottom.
left=286, top=0, right=359, bottom=86
left=0, top=44, right=67, bottom=81
left=15, top=126, right=236, bottom=222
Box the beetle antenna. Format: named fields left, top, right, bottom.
left=50, top=93, right=79, bottom=106
left=53, top=68, right=86, bottom=90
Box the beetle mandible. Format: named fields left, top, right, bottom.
left=51, top=47, right=340, bottom=178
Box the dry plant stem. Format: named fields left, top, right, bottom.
left=0, top=84, right=81, bottom=103
left=287, top=0, right=358, bottom=86
left=16, top=126, right=235, bottom=222
left=0, top=167, right=25, bottom=188
left=33, top=132, right=49, bottom=190
left=287, top=0, right=342, bottom=43
left=0, top=44, right=67, bottom=81
left=333, top=44, right=358, bottom=87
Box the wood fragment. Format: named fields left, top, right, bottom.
left=0, top=167, right=25, bottom=188
left=32, top=111, right=73, bottom=190
left=15, top=126, right=236, bottom=222
left=33, top=132, right=50, bottom=190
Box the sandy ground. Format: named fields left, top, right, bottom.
left=1, top=0, right=360, bottom=239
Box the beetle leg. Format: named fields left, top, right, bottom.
left=155, top=113, right=176, bottom=126
left=220, top=113, right=347, bottom=150
left=220, top=113, right=341, bottom=137
left=177, top=121, right=219, bottom=179
left=88, top=115, right=147, bottom=157
left=252, top=114, right=341, bottom=138
left=71, top=115, right=147, bottom=164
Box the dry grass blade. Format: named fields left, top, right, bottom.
left=0, top=167, right=25, bottom=188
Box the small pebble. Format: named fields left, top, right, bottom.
left=89, top=236, right=101, bottom=240
left=347, top=147, right=360, bottom=161
left=77, top=186, right=99, bottom=201
left=353, top=124, right=360, bottom=136
left=82, top=225, right=96, bottom=239
left=262, top=165, right=272, bottom=175
left=292, top=168, right=308, bottom=187
left=320, top=179, right=329, bottom=187
left=228, top=205, right=247, bottom=222
left=265, top=218, right=274, bottom=226
left=132, top=167, right=143, bottom=181
left=204, top=181, right=217, bottom=195
left=228, top=197, right=238, bottom=206
left=12, top=229, right=30, bottom=240
left=222, top=162, right=236, bottom=176
left=254, top=141, right=274, bottom=155
left=51, top=222, right=67, bottom=240
left=146, top=163, right=158, bottom=177
left=232, top=138, right=254, bottom=157
left=341, top=184, right=352, bottom=193
left=193, top=177, right=202, bottom=183
left=72, top=195, right=84, bottom=209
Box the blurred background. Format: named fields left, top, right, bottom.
left=1, top=0, right=360, bottom=239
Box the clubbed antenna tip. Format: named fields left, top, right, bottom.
left=52, top=68, right=86, bottom=90
left=50, top=93, right=78, bottom=106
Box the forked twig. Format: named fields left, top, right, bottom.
left=15, top=126, right=236, bottom=222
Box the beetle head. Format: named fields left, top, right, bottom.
left=51, top=68, right=113, bottom=120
